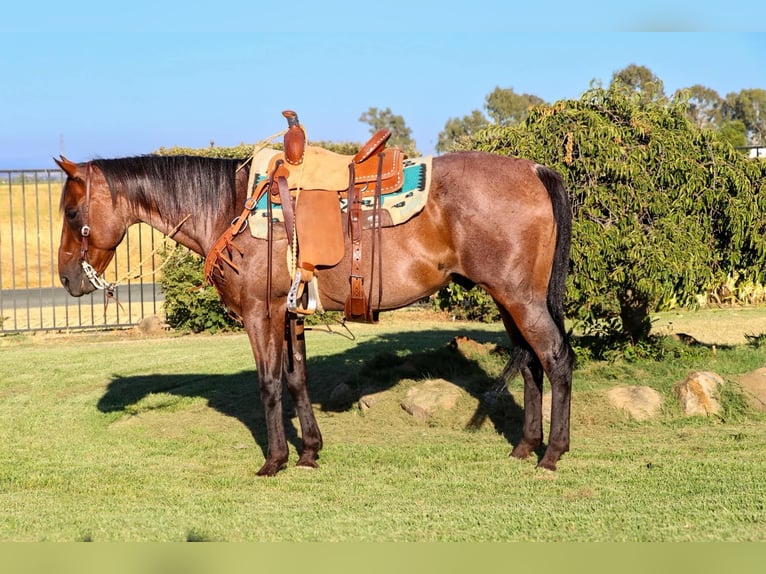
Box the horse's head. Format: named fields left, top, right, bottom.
left=55, top=156, right=128, bottom=296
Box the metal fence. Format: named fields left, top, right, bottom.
left=1, top=168, right=165, bottom=334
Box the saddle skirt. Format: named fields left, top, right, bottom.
left=254, top=145, right=405, bottom=200
left=248, top=154, right=432, bottom=243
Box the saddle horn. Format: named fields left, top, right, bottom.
left=282, top=110, right=306, bottom=166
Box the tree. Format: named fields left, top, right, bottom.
left=359, top=107, right=419, bottom=156
left=610, top=64, right=666, bottom=105
left=484, top=86, right=544, bottom=126
left=724, top=88, right=766, bottom=146
left=435, top=110, right=489, bottom=154
left=459, top=85, right=766, bottom=343
left=717, top=120, right=749, bottom=149
left=677, top=84, right=723, bottom=130
left=436, top=87, right=545, bottom=154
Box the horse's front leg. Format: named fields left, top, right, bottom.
left=244, top=307, right=290, bottom=477
left=284, top=315, right=323, bottom=468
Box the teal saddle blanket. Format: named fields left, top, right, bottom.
left=248, top=156, right=431, bottom=239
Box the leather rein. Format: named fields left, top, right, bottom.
left=76, top=161, right=189, bottom=300
left=78, top=162, right=118, bottom=294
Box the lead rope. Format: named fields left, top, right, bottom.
left=88, top=214, right=192, bottom=315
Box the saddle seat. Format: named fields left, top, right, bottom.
left=264, top=132, right=404, bottom=200
left=250, top=115, right=406, bottom=322
left=252, top=128, right=405, bottom=285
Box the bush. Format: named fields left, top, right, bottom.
left=462, top=86, right=766, bottom=342
left=432, top=284, right=500, bottom=322
left=159, top=246, right=241, bottom=333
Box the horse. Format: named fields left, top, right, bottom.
left=55, top=148, right=575, bottom=476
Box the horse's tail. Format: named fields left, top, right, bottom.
left=534, top=164, right=572, bottom=339
left=500, top=164, right=574, bottom=386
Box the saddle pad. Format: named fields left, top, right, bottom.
left=248, top=156, right=432, bottom=240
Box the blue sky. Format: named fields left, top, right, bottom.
left=1, top=3, right=764, bottom=168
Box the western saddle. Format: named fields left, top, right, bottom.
left=205, top=110, right=405, bottom=323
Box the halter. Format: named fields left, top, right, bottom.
left=78, top=162, right=117, bottom=293
left=76, top=161, right=189, bottom=297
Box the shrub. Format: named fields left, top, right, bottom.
left=159, top=246, right=241, bottom=333
left=461, top=86, right=766, bottom=342
left=432, top=284, right=500, bottom=322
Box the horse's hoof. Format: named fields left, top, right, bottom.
left=256, top=460, right=287, bottom=477
left=296, top=454, right=319, bottom=469
left=510, top=442, right=536, bottom=460
left=536, top=453, right=559, bottom=472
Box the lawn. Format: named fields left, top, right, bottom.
left=1, top=310, right=765, bottom=541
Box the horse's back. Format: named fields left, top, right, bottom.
left=430, top=151, right=560, bottom=236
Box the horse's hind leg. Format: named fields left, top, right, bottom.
left=497, top=299, right=574, bottom=471
left=283, top=316, right=323, bottom=469
left=498, top=308, right=545, bottom=459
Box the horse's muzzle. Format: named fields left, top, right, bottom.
left=60, top=269, right=96, bottom=297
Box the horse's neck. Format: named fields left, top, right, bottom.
left=128, top=165, right=246, bottom=257
left=136, top=205, right=233, bottom=258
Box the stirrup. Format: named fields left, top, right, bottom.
left=287, top=270, right=318, bottom=315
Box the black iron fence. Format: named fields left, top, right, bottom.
left=0, top=169, right=165, bottom=334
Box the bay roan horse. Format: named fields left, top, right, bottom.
left=55, top=150, right=574, bottom=476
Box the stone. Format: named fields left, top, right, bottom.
left=607, top=386, right=664, bottom=421
left=739, top=366, right=766, bottom=412
left=329, top=383, right=353, bottom=407
left=137, top=315, right=166, bottom=334
left=674, top=371, right=725, bottom=416
left=400, top=379, right=465, bottom=423
left=358, top=388, right=390, bottom=411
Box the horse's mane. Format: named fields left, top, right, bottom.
left=91, top=155, right=242, bottom=224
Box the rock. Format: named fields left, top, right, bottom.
left=329, top=383, right=354, bottom=407
left=674, top=371, right=725, bottom=416
left=395, top=360, right=420, bottom=378
left=358, top=388, right=389, bottom=411
left=400, top=379, right=465, bottom=423
left=607, top=386, right=664, bottom=421
left=739, top=366, right=766, bottom=412
left=137, top=315, right=166, bottom=334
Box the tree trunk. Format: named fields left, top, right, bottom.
left=619, top=288, right=651, bottom=343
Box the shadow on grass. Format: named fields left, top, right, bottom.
left=97, top=326, right=530, bottom=466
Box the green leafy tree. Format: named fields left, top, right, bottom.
left=677, top=84, right=723, bottom=130
left=610, top=64, right=666, bottom=105
left=159, top=246, right=241, bottom=333
left=436, top=110, right=489, bottom=154
left=359, top=107, right=419, bottom=156
left=718, top=120, right=749, bottom=149
left=485, top=86, right=544, bottom=126
left=459, top=85, right=766, bottom=342
left=724, top=88, right=766, bottom=145
left=436, top=88, right=545, bottom=154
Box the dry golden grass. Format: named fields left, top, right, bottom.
left=3, top=299, right=163, bottom=332
left=1, top=179, right=167, bottom=290
left=651, top=306, right=766, bottom=347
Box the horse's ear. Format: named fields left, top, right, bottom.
left=54, top=155, right=79, bottom=177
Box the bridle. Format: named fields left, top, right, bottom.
left=78, top=161, right=118, bottom=293
left=73, top=161, right=189, bottom=298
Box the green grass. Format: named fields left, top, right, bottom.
left=1, top=315, right=765, bottom=541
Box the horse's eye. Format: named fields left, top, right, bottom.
left=65, top=208, right=78, bottom=221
